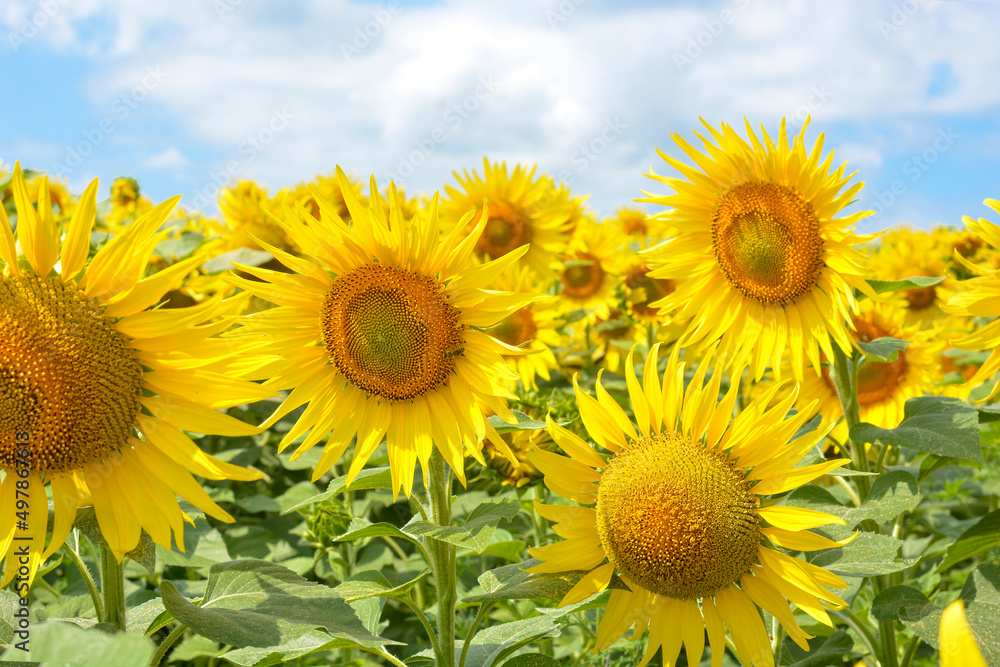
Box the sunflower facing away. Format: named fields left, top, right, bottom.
left=641, top=118, right=875, bottom=382
left=526, top=344, right=853, bottom=667
left=0, top=163, right=272, bottom=590
left=230, top=168, right=539, bottom=497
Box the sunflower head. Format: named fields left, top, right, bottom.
left=526, top=343, right=854, bottom=666
left=0, top=162, right=270, bottom=592
left=641, top=118, right=876, bottom=382
left=441, top=159, right=571, bottom=277
left=232, top=167, right=545, bottom=498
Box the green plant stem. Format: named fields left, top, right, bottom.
left=402, top=591, right=442, bottom=659
left=460, top=602, right=495, bottom=667
left=100, top=547, right=127, bottom=632
left=830, top=345, right=872, bottom=500
left=63, top=541, right=104, bottom=623
left=359, top=647, right=408, bottom=667
left=771, top=614, right=785, bottom=666
left=149, top=623, right=187, bottom=666
left=834, top=608, right=880, bottom=663
left=428, top=448, right=457, bottom=667
left=899, top=636, right=921, bottom=667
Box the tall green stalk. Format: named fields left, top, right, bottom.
left=100, top=546, right=127, bottom=632
left=427, top=448, right=456, bottom=667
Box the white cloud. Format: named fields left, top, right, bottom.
left=141, top=147, right=188, bottom=169
left=5, top=0, right=1000, bottom=217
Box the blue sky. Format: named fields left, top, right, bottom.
left=2, top=0, right=1000, bottom=233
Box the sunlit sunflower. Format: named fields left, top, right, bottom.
left=219, top=180, right=296, bottom=253
left=525, top=344, right=852, bottom=667
left=585, top=308, right=645, bottom=374
left=558, top=218, right=623, bottom=318
left=487, top=267, right=566, bottom=391
left=1, top=168, right=76, bottom=224
left=612, top=206, right=671, bottom=248
left=441, top=159, right=571, bottom=277
left=943, top=198, right=1000, bottom=401
left=869, top=227, right=956, bottom=326
left=289, top=171, right=365, bottom=224
left=793, top=296, right=943, bottom=442
left=103, top=176, right=153, bottom=232
left=0, top=163, right=271, bottom=590
left=482, top=410, right=554, bottom=488
left=230, top=168, right=540, bottom=498
left=641, top=118, right=876, bottom=382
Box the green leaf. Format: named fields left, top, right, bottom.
left=221, top=631, right=354, bottom=667
left=871, top=586, right=937, bottom=624
left=0, top=590, right=21, bottom=651
left=856, top=336, right=909, bottom=362
left=283, top=467, right=394, bottom=514
left=73, top=507, right=156, bottom=576
left=464, top=559, right=630, bottom=604
left=488, top=411, right=548, bottom=435
left=937, top=508, right=1000, bottom=572
left=868, top=276, right=945, bottom=294
left=871, top=564, right=1000, bottom=662
left=154, top=231, right=204, bottom=261
left=782, top=471, right=921, bottom=539
left=0, top=620, right=155, bottom=664
left=809, top=532, right=916, bottom=577
left=473, top=540, right=527, bottom=562
left=333, top=571, right=389, bottom=635
left=785, top=631, right=855, bottom=667
left=333, top=517, right=420, bottom=547
left=500, top=654, right=562, bottom=667
left=201, top=247, right=274, bottom=273
left=956, top=564, right=1000, bottom=664
left=234, top=493, right=282, bottom=514
left=156, top=516, right=231, bottom=568
left=160, top=559, right=391, bottom=649
left=405, top=497, right=521, bottom=553
left=444, top=616, right=560, bottom=667
left=127, top=597, right=166, bottom=635
left=850, top=396, right=982, bottom=463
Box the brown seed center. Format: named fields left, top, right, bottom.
left=595, top=432, right=760, bottom=600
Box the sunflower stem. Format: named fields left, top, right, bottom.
left=100, top=546, right=127, bottom=632
left=829, top=345, right=872, bottom=501
left=63, top=539, right=105, bottom=623
left=427, top=448, right=457, bottom=667
left=149, top=623, right=187, bottom=666
left=771, top=613, right=785, bottom=665
left=460, top=602, right=494, bottom=667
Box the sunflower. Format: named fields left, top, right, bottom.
left=487, top=266, right=566, bottom=391
left=219, top=180, right=296, bottom=253
left=793, top=296, right=943, bottom=442
left=482, top=408, right=554, bottom=488
left=0, top=163, right=272, bottom=589
left=289, top=171, right=365, bottom=224
left=557, top=218, right=623, bottom=318
left=103, top=176, right=153, bottom=231
left=640, top=118, right=875, bottom=382
left=943, top=199, right=1000, bottom=401
left=230, top=168, right=540, bottom=498
left=525, top=344, right=852, bottom=666
left=869, top=227, right=957, bottom=326
left=441, top=159, right=571, bottom=278
left=612, top=206, right=671, bottom=248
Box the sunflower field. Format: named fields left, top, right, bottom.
left=0, top=119, right=997, bottom=667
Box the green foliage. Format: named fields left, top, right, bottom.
left=851, top=396, right=982, bottom=462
